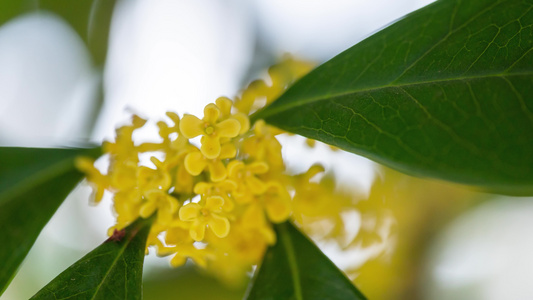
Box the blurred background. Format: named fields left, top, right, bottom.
left=1, top=0, right=532, bottom=299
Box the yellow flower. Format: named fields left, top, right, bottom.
left=103, top=114, right=146, bottom=162
left=234, top=79, right=269, bottom=115
left=113, top=189, right=142, bottom=229
left=74, top=157, right=108, bottom=203
left=215, top=96, right=250, bottom=134
left=184, top=143, right=236, bottom=182
left=256, top=181, right=291, bottom=223
left=137, top=157, right=172, bottom=192
left=139, top=189, right=180, bottom=225
left=179, top=103, right=241, bottom=159
left=227, top=160, right=269, bottom=201
left=194, top=180, right=237, bottom=212
left=156, top=230, right=211, bottom=268
left=240, top=203, right=276, bottom=245
left=179, top=196, right=230, bottom=241
left=243, top=120, right=284, bottom=170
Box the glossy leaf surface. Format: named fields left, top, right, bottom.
left=245, top=222, right=366, bottom=300
left=255, top=0, right=533, bottom=195
left=0, top=147, right=100, bottom=295
left=31, top=217, right=153, bottom=300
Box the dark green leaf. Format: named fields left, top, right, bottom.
left=245, top=222, right=366, bottom=300
left=31, top=216, right=153, bottom=300
left=254, top=0, right=533, bottom=195
left=0, top=0, right=34, bottom=25
left=0, top=147, right=100, bottom=295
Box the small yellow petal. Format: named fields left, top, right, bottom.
left=184, top=152, right=207, bottom=175
left=140, top=202, right=156, bottom=218
left=227, top=160, right=244, bottom=178
left=179, top=203, right=201, bottom=221
left=193, top=182, right=211, bottom=195
left=208, top=214, right=230, bottom=238
left=190, top=221, right=206, bottom=241
left=166, top=111, right=180, bottom=125
left=248, top=161, right=269, bottom=174
left=265, top=182, right=291, bottom=223
left=219, top=143, right=237, bottom=159
left=215, top=96, right=233, bottom=117
left=179, top=114, right=204, bottom=138
left=254, top=119, right=266, bottom=135
left=233, top=112, right=250, bottom=134
left=170, top=254, right=187, bottom=267
left=215, top=119, right=241, bottom=138
left=132, top=114, right=147, bottom=128
left=205, top=195, right=224, bottom=211
left=203, top=103, right=220, bottom=124
left=221, top=195, right=234, bottom=212
left=208, top=160, right=227, bottom=182
left=191, top=254, right=208, bottom=268
left=246, top=176, right=267, bottom=194
left=265, top=196, right=291, bottom=223
left=157, top=209, right=173, bottom=225
left=167, top=195, right=180, bottom=213
left=242, top=204, right=265, bottom=228
left=219, top=179, right=237, bottom=191
left=200, top=135, right=221, bottom=159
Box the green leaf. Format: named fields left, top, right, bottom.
left=0, top=0, right=34, bottom=25
left=254, top=0, right=533, bottom=195
left=245, top=222, right=366, bottom=300
left=31, top=217, right=153, bottom=300
left=0, top=147, right=100, bottom=295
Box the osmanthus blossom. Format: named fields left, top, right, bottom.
left=77, top=56, right=368, bottom=285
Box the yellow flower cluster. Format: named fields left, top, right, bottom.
left=76, top=56, right=364, bottom=285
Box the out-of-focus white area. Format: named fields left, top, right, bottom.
left=424, top=197, right=533, bottom=300
left=93, top=0, right=254, bottom=142
left=251, top=0, right=434, bottom=60
left=4, top=0, right=533, bottom=299
left=0, top=13, right=94, bottom=147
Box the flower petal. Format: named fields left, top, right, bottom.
left=208, top=160, right=227, bottom=182
left=219, top=179, right=237, bottom=192
left=139, top=201, right=156, bottom=218
left=216, top=119, right=241, bottom=138
left=215, top=96, right=233, bottom=117
left=265, top=183, right=291, bottom=223
left=205, top=195, right=224, bottom=211
left=265, top=195, right=291, bottom=223
left=193, top=182, right=211, bottom=195
left=219, top=143, right=237, bottom=159
left=208, top=214, right=230, bottom=238
left=179, top=203, right=201, bottom=221
left=227, top=160, right=244, bottom=178
left=233, top=112, right=250, bottom=134
left=184, top=152, right=207, bottom=175
left=189, top=221, right=206, bottom=241
left=170, top=254, right=187, bottom=267
left=248, top=161, right=269, bottom=174
left=203, top=103, right=220, bottom=124
left=179, top=114, right=204, bottom=138
left=200, top=135, right=221, bottom=159
left=246, top=176, right=267, bottom=194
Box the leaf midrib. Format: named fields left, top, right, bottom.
left=280, top=223, right=303, bottom=300
left=90, top=234, right=133, bottom=300
left=255, top=71, right=533, bottom=121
